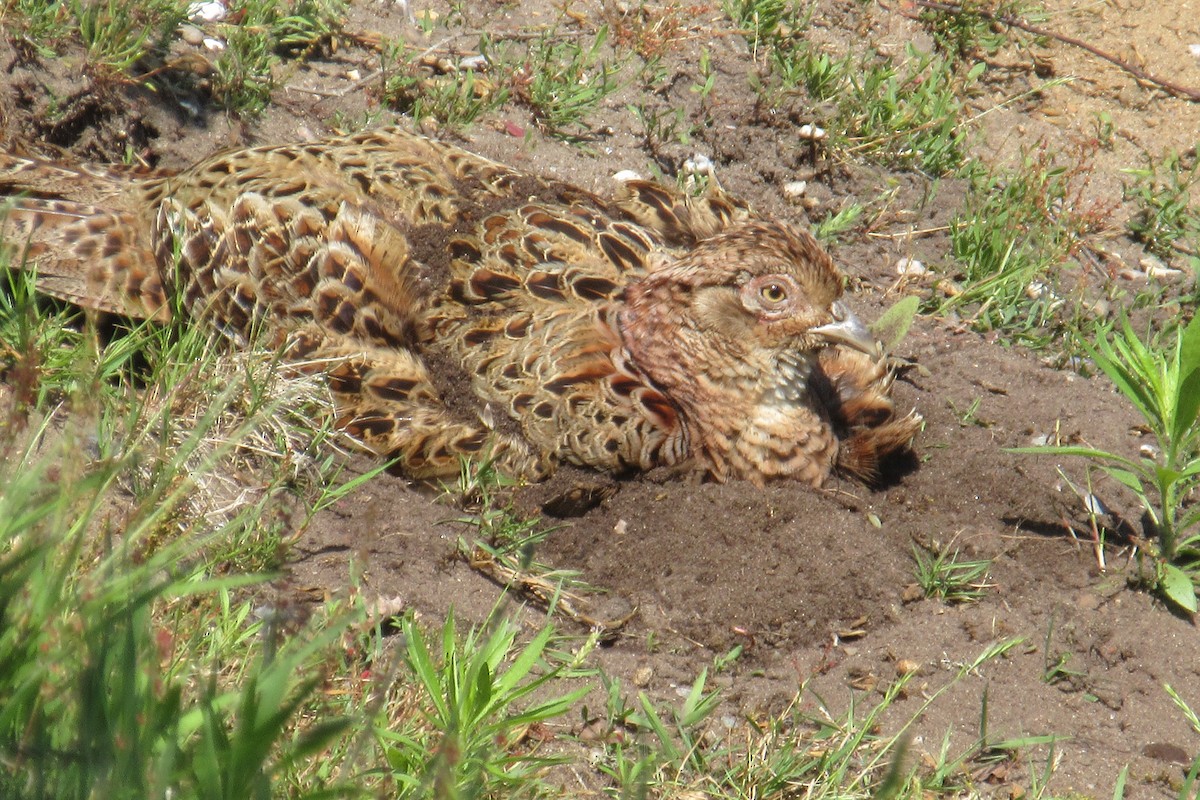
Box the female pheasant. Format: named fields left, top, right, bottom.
left=0, top=127, right=919, bottom=485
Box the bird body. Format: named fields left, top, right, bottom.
left=0, top=127, right=919, bottom=485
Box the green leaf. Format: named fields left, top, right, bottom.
left=1174, top=316, right=1200, bottom=444
left=1160, top=563, right=1198, bottom=614
left=870, top=295, right=919, bottom=353
left=1105, top=466, right=1146, bottom=494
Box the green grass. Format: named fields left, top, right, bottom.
left=912, top=543, right=994, bottom=603
left=514, top=25, right=625, bottom=141
left=210, top=0, right=348, bottom=115
left=380, top=37, right=508, bottom=132
left=937, top=143, right=1114, bottom=347
left=1122, top=149, right=1200, bottom=265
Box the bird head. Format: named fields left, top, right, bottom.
left=617, top=219, right=879, bottom=482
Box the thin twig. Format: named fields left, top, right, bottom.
left=902, top=0, right=1200, bottom=103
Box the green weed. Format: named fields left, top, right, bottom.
left=0, top=363, right=356, bottom=800
left=72, top=0, right=184, bottom=75
left=939, top=144, right=1112, bottom=345
left=919, top=0, right=1033, bottom=60
left=1122, top=150, right=1200, bottom=265
left=596, top=638, right=1035, bottom=798
left=514, top=26, right=624, bottom=141
left=1014, top=315, right=1200, bottom=613
left=376, top=611, right=592, bottom=797
left=211, top=0, right=348, bottom=115
left=912, top=543, right=995, bottom=603
left=381, top=39, right=508, bottom=132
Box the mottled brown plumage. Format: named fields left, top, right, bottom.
left=0, top=128, right=919, bottom=485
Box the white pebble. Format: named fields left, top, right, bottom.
left=782, top=180, right=808, bottom=199
left=1140, top=255, right=1182, bottom=278
left=797, top=123, right=827, bottom=140
left=1028, top=433, right=1051, bottom=447
left=346, top=68, right=361, bottom=81
left=459, top=54, right=489, bottom=71
left=188, top=1, right=226, bottom=22
left=612, top=169, right=642, bottom=183
left=684, top=153, right=714, bottom=174
left=202, top=36, right=226, bottom=51
left=1190, top=43, right=1200, bottom=60
left=1140, top=443, right=1160, bottom=459
left=895, top=257, right=927, bottom=276
left=179, top=24, right=205, bottom=45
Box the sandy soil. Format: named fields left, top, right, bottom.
left=2, top=1, right=1199, bottom=796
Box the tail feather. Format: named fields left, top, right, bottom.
left=1, top=160, right=170, bottom=322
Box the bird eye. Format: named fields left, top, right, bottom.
left=760, top=283, right=787, bottom=303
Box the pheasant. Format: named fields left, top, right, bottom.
left=0, top=127, right=920, bottom=486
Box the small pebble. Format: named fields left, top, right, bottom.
left=782, top=180, right=808, bottom=200
left=179, top=24, right=205, bottom=46
left=188, top=0, right=226, bottom=22
left=896, top=659, right=921, bottom=677
left=611, top=169, right=642, bottom=183
left=633, top=666, right=652, bottom=687
left=613, top=518, right=628, bottom=536
left=202, top=36, right=226, bottom=51
left=459, top=54, right=488, bottom=70
left=895, top=257, right=927, bottom=276
left=1140, top=254, right=1182, bottom=279
left=797, top=123, right=827, bottom=140
left=1190, top=43, right=1200, bottom=60
left=684, top=153, right=714, bottom=174
left=346, top=68, right=361, bottom=81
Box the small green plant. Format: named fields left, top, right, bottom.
left=1014, top=315, right=1200, bottom=613
left=0, top=371, right=356, bottom=800
left=1123, top=150, right=1200, bottom=264
left=912, top=543, right=994, bottom=603
left=919, top=0, right=1030, bottom=60
left=514, top=25, right=624, bottom=141
left=210, top=0, right=348, bottom=115
left=381, top=38, right=508, bottom=131
left=939, top=144, right=1112, bottom=344
left=72, top=0, right=184, bottom=75
left=376, top=611, right=591, bottom=797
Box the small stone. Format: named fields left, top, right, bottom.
left=901, top=583, right=924, bottom=603
left=782, top=180, right=808, bottom=200
left=1140, top=254, right=1182, bottom=279
left=188, top=0, right=226, bottom=22
left=633, top=666, right=653, bottom=687
left=179, top=24, right=205, bottom=46
left=612, top=169, right=642, bottom=183
left=896, top=659, right=921, bottom=677
left=1190, top=44, right=1200, bottom=60
left=613, top=518, right=628, bottom=536
left=459, top=54, right=488, bottom=70
left=684, top=153, right=714, bottom=175
left=202, top=36, right=226, bottom=51
left=346, top=68, right=361, bottom=81
left=895, top=257, right=927, bottom=276
left=797, top=123, right=827, bottom=140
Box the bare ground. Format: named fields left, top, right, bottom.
left=2, top=1, right=1200, bottom=796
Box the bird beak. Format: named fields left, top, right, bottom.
left=810, top=302, right=879, bottom=355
